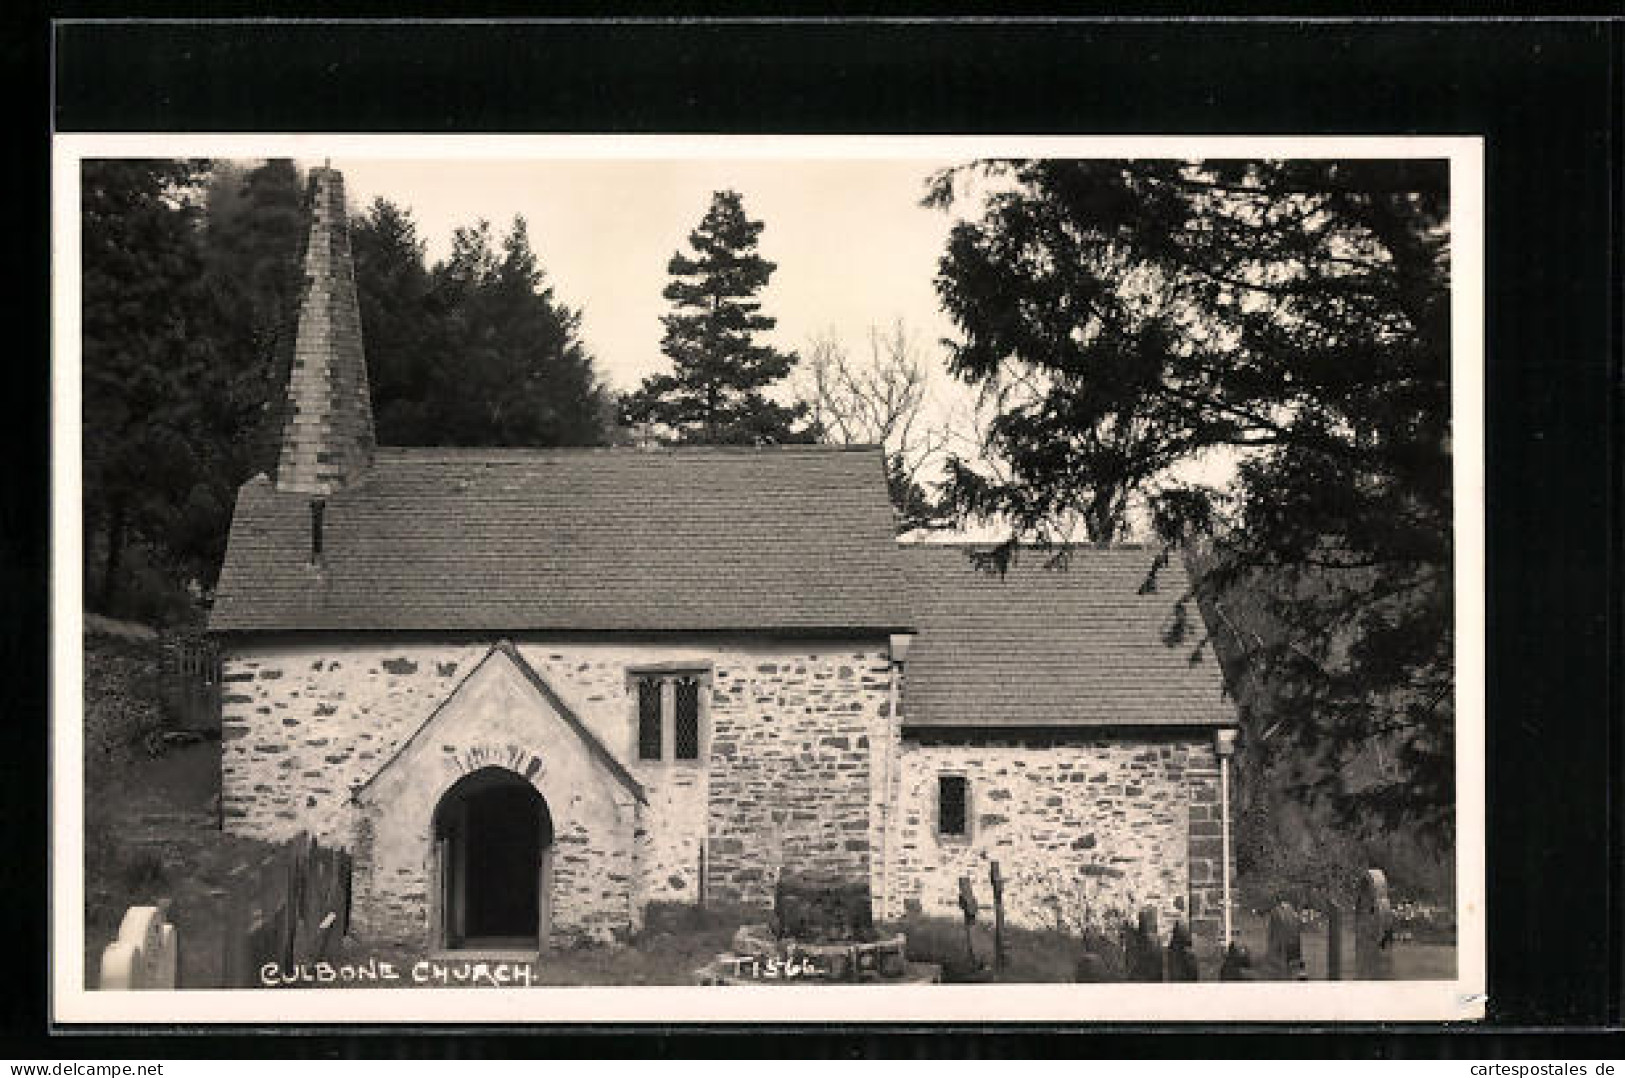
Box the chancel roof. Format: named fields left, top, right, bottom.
left=898, top=544, right=1236, bottom=728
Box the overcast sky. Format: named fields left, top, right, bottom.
left=315, top=155, right=1222, bottom=539
left=326, top=157, right=975, bottom=403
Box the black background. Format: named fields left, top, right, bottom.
left=6, top=14, right=1619, bottom=1057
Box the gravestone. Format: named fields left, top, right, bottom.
left=956, top=875, right=980, bottom=973
left=1264, top=901, right=1306, bottom=980
left=1218, top=941, right=1257, bottom=982
left=1165, top=919, right=1199, bottom=982
left=774, top=874, right=873, bottom=943
left=100, top=906, right=178, bottom=990
left=1074, top=950, right=1111, bottom=983
left=1123, top=907, right=1164, bottom=982
left=1354, top=868, right=1394, bottom=979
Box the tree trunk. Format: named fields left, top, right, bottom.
left=98, top=497, right=127, bottom=614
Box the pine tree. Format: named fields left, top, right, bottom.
left=199, top=158, right=308, bottom=483
left=358, top=213, right=612, bottom=448
left=350, top=197, right=437, bottom=442
left=623, top=190, right=811, bottom=444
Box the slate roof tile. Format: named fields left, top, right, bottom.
left=899, top=544, right=1236, bottom=728
left=209, top=445, right=913, bottom=634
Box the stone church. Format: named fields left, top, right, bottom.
left=210, top=167, right=1239, bottom=955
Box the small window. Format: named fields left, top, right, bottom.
left=674, top=677, right=701, bottom=760
left=637, top=678, right=662, bottom=761
left=938, top=775, right=968, bottom=837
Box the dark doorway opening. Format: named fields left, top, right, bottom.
left=432, top=766, right=554, bottom=951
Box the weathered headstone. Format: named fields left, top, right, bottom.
left=1354, top=868, right=1394, bottom=979
left=774, top=875, right=873, bottom=943
left=957, top=875, right=980, bottom=972
left=1074, top=950, right=1111, bottom=983
left=100, top=906, right=178, bottom=990
left=1264, top=901, right=1306, bottom=980
left=1218, top=941, right=1257, bottom=982
left=1165, top=919, right=1199, bottom=982
left=1124, top=907, right=1164, bottom=982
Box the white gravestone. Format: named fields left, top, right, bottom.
left=100, top=906, right=178, bottom=990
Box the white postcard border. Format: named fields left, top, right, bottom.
left=51, top=132, right=1486, bottom=1025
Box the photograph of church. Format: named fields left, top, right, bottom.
left=209, top=167, right=1239, bottom=955
left=71, top=140, right=1468, bottom=1020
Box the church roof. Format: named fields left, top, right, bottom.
left=209, top=444, right=914, bottom=635
left=899, top=544, right=1236, bottom=728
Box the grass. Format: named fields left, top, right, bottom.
left=84, top=735, right=290, bottom=989
left=89, top=746, right=1458, bottom=988
left=329, top=902, right=764, bottom=987
left=886, top=914, right=1089, bottom=983
left=336, top=906, right=1085, bottom=987
left=1228, top=908, right=1456, bottom=981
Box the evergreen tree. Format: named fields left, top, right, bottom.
left=928, top=159, right=1453, bottom=833
left=623, top=190, right=810, bottom=444
left=349, top=197, right=438, bottom=442
left=198, top=158, right=308, bottom=483
left=358, top=213, right=611, bottom=447
left=82, top=158, right=223, bottom=615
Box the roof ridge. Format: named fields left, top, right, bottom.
left=897, top=540, right=1157, bottom=552
left=373, top=443, right=884, bottom=457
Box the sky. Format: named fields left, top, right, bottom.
left=308, top=153, right=1220, bottom=540
left=325, top=156, right=975, bottom=404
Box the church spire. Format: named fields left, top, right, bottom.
left=275, top=165, right=376, bottom=496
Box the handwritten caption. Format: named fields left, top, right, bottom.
left=259, top=957, right=535, bottom=988
left=716, top=953, right=830, bottom=980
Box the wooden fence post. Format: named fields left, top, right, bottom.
left=1326, top=900, right=1348, bottom=980
left=223, top=892, right=255, bottom=987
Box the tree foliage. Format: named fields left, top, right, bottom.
left=928, top=159, right=1453, bottom=833
left=81, top=159, right=224, bottom=616
left=83, top=161, right=614, bottom=620
left=198, top=158, right=310, bottom=482
left=623, top=190, right=811, bottom=444
left=354, top=207, right=612, bottom=447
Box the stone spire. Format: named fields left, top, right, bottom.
left=275, top=166, right=376, bottom=496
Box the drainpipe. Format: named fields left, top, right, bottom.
left=1215, top=728, right=1238, bottom=946
left=882, top=633, right=913, bottom=922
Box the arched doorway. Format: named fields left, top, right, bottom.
left=432, top=767, right=555, bottom=950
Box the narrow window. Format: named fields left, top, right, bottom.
left=938, top=775, right=968, bottom=837
left=637, top=678, right=662, bottom=761
left=309, top=498, right=325, bottom=561
left=674, top=676, right=701, bottom=760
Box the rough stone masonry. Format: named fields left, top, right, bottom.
left=209, top=163, right=1240, bottom=956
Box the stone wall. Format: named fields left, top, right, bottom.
left=886, top=729, right=1232, bottom=943
left=220, top=641, right=490, bottom=843
left=220, top=635, right=894, bottom=941
left=508, top=643, right=891, bottom=910
left=347, top=649, right=639, bottom=945
left=702, top=650, right=892, bottom=908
